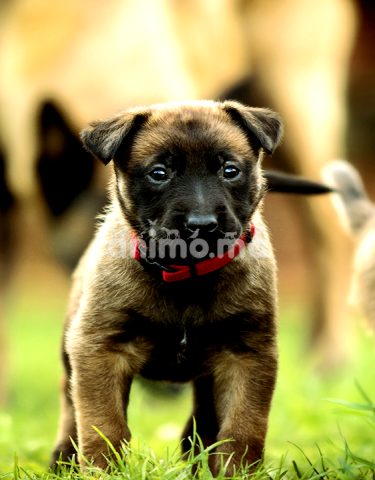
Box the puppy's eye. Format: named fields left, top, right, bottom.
left=224, top=166, right=240, bottom=179
left=150, top=167, right=168, bottom=181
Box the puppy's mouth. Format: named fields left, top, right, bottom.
left=137, top=226, right=244, bottom=265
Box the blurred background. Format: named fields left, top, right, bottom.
left=0, top=0, right=374, bottom=473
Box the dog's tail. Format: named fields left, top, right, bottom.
left=322, top=160, right=375, bottom=236
left=264, top=170, right=333, bottom=195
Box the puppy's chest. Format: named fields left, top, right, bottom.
left=122, top=313, right=248, bottom=383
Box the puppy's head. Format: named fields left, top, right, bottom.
left=81, top=100, right=283, bottom=258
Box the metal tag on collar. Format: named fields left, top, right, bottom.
left=137, top=245, right=177, bottom=273
left=145, top=257, right=177, bottom=273
left=245, top=229, right=253, bottom=244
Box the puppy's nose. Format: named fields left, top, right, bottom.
left=186, top=215, right=218, bottom=233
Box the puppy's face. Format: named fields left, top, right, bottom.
left=81, top=101, right=283, bottom=258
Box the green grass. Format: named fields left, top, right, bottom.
left=1, top=280, right=375, bottom=478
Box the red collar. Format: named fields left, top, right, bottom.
left=131, top=223, right=255, bottom=282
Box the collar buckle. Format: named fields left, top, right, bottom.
left=138, top=245, right=177, bottom=273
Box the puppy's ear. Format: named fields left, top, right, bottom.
left=80, top=107, right=150, bottom=165
left=222, top=101, right=283, bottom=155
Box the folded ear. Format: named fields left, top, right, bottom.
left=80, top=107, right=150, bottom=165
left=222, top=101, right=283, bottom=155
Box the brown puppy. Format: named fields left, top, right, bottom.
left=51, top=100, right=283, bottom=475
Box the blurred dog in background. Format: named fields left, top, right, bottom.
left=0, top=0, right=358, bottom=402
left=324, top=160, right=375, bottom=330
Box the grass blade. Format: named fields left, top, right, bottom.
left=324, top=399, right=375, bottom=412
left=288, top=442, right=321, bottom=477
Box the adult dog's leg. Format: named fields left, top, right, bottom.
left=244, top=0, right=357, bottom=365
left=0, top=152, right=15, bottom=406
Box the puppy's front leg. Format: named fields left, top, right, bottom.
left=181, top=376, right=219, bottom=473
left=50, top=348, right=78, bottom=466
left=182, top=376, right=219, bottom=454
left=67, top=326, right=133, bottom=469
left=212, top=347, right=277, bottom=476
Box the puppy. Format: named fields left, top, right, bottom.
left=51, top=100, right=283, bottom=475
